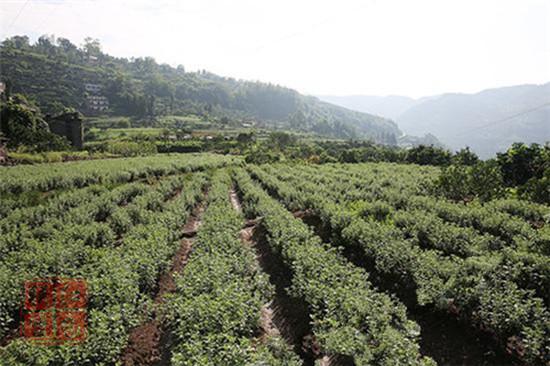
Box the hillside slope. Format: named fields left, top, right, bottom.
left=318, top=94, right=418, bottom=120
left=0, top=37, right=399, bottom=143
left=320, top=84, right=550, bottom=157
left=397, top=84, right=550, bottom=158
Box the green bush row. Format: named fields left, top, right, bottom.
left=166, top=170, right=301, bottom=366
left=252, top=163, right=549, bottom=364
left=235, top=168, right=434, bottom=366
left=0, top=153, right=241, bottom=194
left=0, top=173, right=207, bottom=365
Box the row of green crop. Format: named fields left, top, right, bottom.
left=288, top=163, right=550, bottom=255
left=0, top=173, right=207, bottom=365
left=0, top=174, right=187, bottom=337
left=0, top=182, right=147, bottom=241
left=266, top=164, right=550, bottom=302
left=250, top=164, right=549, bottom=364
left=0, top=185, right=108, bottom=228
left=234, top=168, right=435, bottom=366
left=275, top=162, right=550, bottom=297
left=484, top=198, right=550, bottom=224
left=320, top=162, right=550, bottom=225
left=0, top=171, right=199, bottom=239
left=0, top=153, right=240, bottom=194
left=285, top=161, right=549, bottom=224
left=274, top=163, right=550, bottom=361
left=165, top=170, right=301, bottom=366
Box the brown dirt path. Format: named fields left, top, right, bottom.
left=231, top=188, right=280, bottom=343
left=239, top=223, right=283, bottom=344
left=230, top=188, right=338, bottom=366
left=292, top=210, right=521, bottom=366
left=120, top=198, right=206, bottom=366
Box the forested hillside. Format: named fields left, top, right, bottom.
left=397, top=84, right=550, bottom=158
left=321, top=85, right=550, bottom=157
left=0, top=35, right=399, bottom=143
left=318, top=94, right=418, bottom=120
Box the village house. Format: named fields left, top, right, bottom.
left=86, top=95, right=109, bottom=112
left=46, top=112, right=84, bottom=149
left=84, top=83, right=102, bottom=93
left=84, top=83, right=109, bottom=113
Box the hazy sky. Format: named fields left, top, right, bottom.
left=1, top=0, right=549, bottom=98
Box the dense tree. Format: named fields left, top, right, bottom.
left=520, top=168, right=550, bottom=204
left=436, top=160, right=504, bottom=202
left=244, top=145, right=282, bottom=164
left=236, top=132, right=255, bottom=144
left=340, top=149, right=360, bottom=163
left=36, top=34, right=56, bottom=56
left=82, top=37, right=102, bottom=56
left=0, top=94, right=70, bottom=151
left=453, top=147, right=479, bottom=165
left=3, top=35, right=29, bottom=49
left=268, top=132, right=297, bottom=149
left=436, top=143, right=549, bottom=204
left=56, top=37, right=79, bottom=62
left=496, top=142, right=548, bottom=186
left=406, top=145, right=452, bottom=166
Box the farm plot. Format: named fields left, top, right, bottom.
left=0, top=158, right=548, bottom=366
left=0, top=153, right=240, bottom=194
left=246, top=163, right=549, bottom=365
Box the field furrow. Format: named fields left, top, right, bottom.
left=234, top=168, right=434, bottom=366
left=247, top=163, right=549, bottom=365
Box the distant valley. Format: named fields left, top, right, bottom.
left=320, top=83, right=550, bottom=158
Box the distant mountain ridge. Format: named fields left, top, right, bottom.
left=319, top=83, right=550, bottom=158
left=317, top=95, right=418, bottom=120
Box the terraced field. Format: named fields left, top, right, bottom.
left=0, top=156, right=548, bottom=365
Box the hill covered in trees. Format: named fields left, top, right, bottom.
left=320, top=84, right=550, bottom=157
left=318, top=94, right=418, bottom=120
left=0, top=35, right=399, bottom=143
left=396, top=84, right=550, bottom=158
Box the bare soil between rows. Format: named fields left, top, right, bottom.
left=0, top=187, right=181, bottom=350
left=121, top=198, right=206, bottom=366
left=230, top=188, right=348, bottom=366
left=293, top=209, right=522, bottom=366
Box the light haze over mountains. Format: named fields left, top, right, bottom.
left=319, top=83, right=550, bottom=158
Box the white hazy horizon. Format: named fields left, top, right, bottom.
left=1, top=0, right=549, bottom=99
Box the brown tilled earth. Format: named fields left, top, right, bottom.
left=121, top=200, right=205, bottom=366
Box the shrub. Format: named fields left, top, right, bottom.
left=520, top=168, right=550, bottom=204
left=406, top=145, right=452, bottom=166
left=496, top=143, right=548, bottom=186
left=106, top=141, right=157, bottom=156
left=436, top=160, right=505, bottom=202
